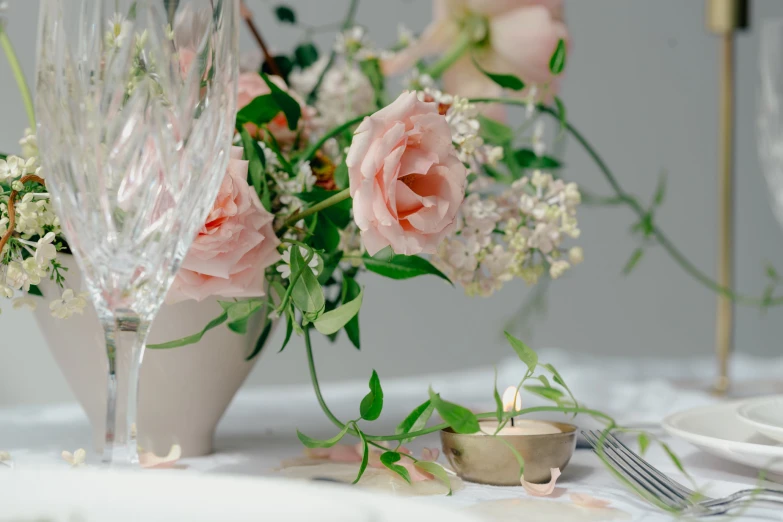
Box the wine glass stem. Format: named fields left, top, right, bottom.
left=100, top=309, right=150, bottom=466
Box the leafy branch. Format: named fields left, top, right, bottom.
left=469, top=96, right=783, bottom=309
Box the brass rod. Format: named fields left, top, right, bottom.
left=714, top=33, right=735, bottom=395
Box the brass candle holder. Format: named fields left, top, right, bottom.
left=440, top=420, right=577, bottom=486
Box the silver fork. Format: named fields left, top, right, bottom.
left=583, top=430, right=783, bottom=516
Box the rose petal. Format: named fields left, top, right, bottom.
left=139, top=444, right=182, bottom=469
left=570, top=493, right=611, bottom=509
left=421, top=448, right=440, bottom=461
left=521, top=467, right=561, bottom=496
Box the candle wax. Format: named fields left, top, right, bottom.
left=474, top=419, right=561, bottom=436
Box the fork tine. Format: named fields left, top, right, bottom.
left=604, top=432, right=696, bottom=499
left=584, top=431, right=691, bottom=510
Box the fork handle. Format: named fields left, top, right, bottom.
left=703, top=488, right=783, bottom=509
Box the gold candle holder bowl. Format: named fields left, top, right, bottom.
left=440, top=420, right=577, bottom=486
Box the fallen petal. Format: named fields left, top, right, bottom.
left=570, top=493, right=611, bottom=509
left=139, top=444, right=182, bottom=469
left=521, top=467, right=561, bottom=496
left=421, top=447, right=440, bottom=461
left=0, top=451, right=10, bottom=461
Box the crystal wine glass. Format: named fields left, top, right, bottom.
left=35, top=0, right=239, bottom=465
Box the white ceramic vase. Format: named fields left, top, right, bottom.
left=33, top=255, right=266, bottom=457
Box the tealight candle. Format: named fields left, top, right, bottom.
left=439, top=386, right=576, bottom=486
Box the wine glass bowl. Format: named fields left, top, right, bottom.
left=35, top=0, right=239, bottom=465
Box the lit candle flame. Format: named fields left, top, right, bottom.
left=502, top=386, right=522, bottom=413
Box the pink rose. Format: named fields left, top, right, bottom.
left=346, top=91, right=467, bottom=256
left=384, top=0, right=568, bottom=118
left=237, top=72, right=310, bottom=147
left=167, top=147, right=281, bottom=303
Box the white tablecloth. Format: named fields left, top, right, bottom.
left=2, top=350, right=783, bottom=521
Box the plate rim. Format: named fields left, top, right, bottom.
left=737, top=395, right=783, bottom=434
left=662, top=400, right=783, bottom=457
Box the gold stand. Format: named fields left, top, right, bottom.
left=706, top=0, right=748, bottom=395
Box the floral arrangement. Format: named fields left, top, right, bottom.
left=0, top=0, right=735, bottom=504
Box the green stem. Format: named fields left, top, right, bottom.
left=276, top=188, right=351, bottom=234
left=306, top=0, right=360, bottom=105
left=0, top=27, right=35, bottom=130
left=423, top=30, right=472, bottom=80
left=301, top=112, right=371, bottom=162
left=469, top=97, right=783, bottom=308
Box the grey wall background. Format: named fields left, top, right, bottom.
left=2, top=0, right=783, bottom=407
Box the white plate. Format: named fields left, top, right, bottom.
left=737, top=395, right=783, bottom=443
left=0, top=469, right=484, bottom=522
left=663, top=401, right=783, bottom=475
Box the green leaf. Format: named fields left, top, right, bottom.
left=247, top=317, right=274, bottom=361
left=660, top=442, right=688, bottom=477
left=536, top=374, right=552, bottom=388
left=379, top=452, right=412, bottom=484
left=638, top=433, right=650, bottom=456
left=396, top=400, right=434, bottom=443
left=653, top=172, right=667, bottom=208
left=219, top=299, right=265, bottom=334
left=238, top=126, right=271, bottom=210
left=766, top=264, right=779, bottom=281
left=428, top=388, right=480, bottom=434
left=314, top=286, right=363, bottom=335
left=147, top=311, right=228, bottom=349
left=359, top=370, right=383, bottom=421
left=541, top=362, right=579, bottom=410
left=623, top=248, right=644, bottom=276
left=261, top=73, right=301, bottom=130
left=261, top=55, right=294, bottom=80
left=278, top=310, right=295, bottom=352
left=290, top=247, right=325, bottom=314
left=493, top=370, right=504, bottom=423
left=524, top=384, right=564, bottom=402
left=359, top=58, right=385, bottom=109
left=554, top=96, right=567, bottom=133
left=317, top=251, right=344, bottom=286
left=363, top=251, right=452, bottom=284
left=296, top=424, right=350, bottom=449
left=27, top=285, right=43, bottom=297
left=274, top=5, right=296, bottom=24
left=334, top=161, right=349, bottom=190
left=549, top=38, right=567, bottom=75
left=0, top=152, right=7, bottom=160
left=236, top=93, right=282, bottom=126
left=504, top=332, right=538, bottom=374
left=514, top=149, right=562, bottom=170
left=312, top=213, right=341, bottom=253
left=413, top=461, right=452, bottom=495
left=294, top=43, right=319, bottom=69
left=478, top=115, right=513, bottom=145
left=342, top=276, right=361, bottom=349
left=472, top=55, right=525, bottom=91
left=296, top=188, right=352, bottom=228
left=353, top=426, right=369, bottom=484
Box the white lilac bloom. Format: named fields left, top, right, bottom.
left=276, top=246, right=320, bottom=279
left=18, top=129, right=38, bottom=161
left=34, top=232, right=57, bottom=265
left=49, top=289, right=89, bottom=319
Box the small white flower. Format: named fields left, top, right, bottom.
left=276, top=246, right=320, bottom=279
left=18, top=129, right=38, bottom=160
left=569, top=246, right=584, bottom=265
left=34, top=232, right=58, bottom=265
left=50, top=289, right=89, bottom=319
left=61, top=448, right=87, bottom=467
left=549, top=260, right=570, bottom=280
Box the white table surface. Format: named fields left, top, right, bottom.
left=2, top=350, right=783, bottom=522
